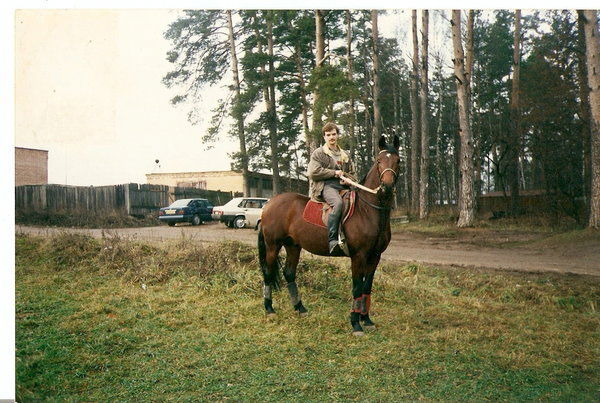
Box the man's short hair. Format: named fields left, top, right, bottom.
left=322, top=122, right=339, bottom=135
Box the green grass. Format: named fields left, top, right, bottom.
left=16, top=233, right=600, bottom=401
left=391, top=212, right=596, bottom=249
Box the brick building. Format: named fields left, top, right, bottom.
left=15, top=147, right=48, bottom=186
left=146, top=170, right=308, bottom=198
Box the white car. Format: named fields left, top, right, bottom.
left=244, top=206, right=264, bottom=229
left=211, top=197, right=269, bottom=229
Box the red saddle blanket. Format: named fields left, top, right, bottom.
left=302, top=190, right=356, bottom=228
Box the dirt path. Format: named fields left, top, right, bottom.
left=16, top=223, right=600, bottom=277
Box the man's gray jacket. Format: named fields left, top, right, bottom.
left=307, top=145, right=357, bottom=202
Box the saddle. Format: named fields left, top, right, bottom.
left=302, top=190, right=356, bottom=256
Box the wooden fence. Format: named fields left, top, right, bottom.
left=15, top=183, right=237, bottom=217
left=126, top=184, right=170, bottom=216
left=169, top=187, right=241, bottom=206
left=16, top=184, right=128, bottom=215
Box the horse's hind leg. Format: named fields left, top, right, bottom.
left=263, top=245, right=281, bottom=316
left=283, top=244, right=308, bottom=316
left=259, top=229, right=281, bottom=316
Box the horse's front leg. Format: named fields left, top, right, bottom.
left=350, top=253, right=380, bottom=335
left=360, top=253, right=381, bottom=330
left=350, top=254, right=370, bottom=336
left=350, top=276, right=366, bottom=336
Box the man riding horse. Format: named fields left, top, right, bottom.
left=307, top=122, right=357, bottom=256
left=259, top=122, right=400, bottom=335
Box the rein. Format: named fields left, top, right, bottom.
left=355, top=192, right=391, bottom=211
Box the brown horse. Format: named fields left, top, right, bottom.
left=258, top=135, right=401, bottom=335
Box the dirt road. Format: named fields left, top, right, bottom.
left=16, top=222, right=600, bottom=277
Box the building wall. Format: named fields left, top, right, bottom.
left=146, top=171, right=244, bottom=193
left=15, top=147, right=48, bottom=186
left=146, top=170, right=308, bottom=198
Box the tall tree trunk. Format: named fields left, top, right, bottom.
left=393, top=80, right=400, bottom=208
left=435, top=59, right=445, bottom=205
left=371, top=10, right=382, bottom=159
left=451, top=10, right=476, bottom=227
left=266, top=12, right=280, bottom=195
left=227, top=10, right=249, bottom=196
left=466, top=10, right=474, bottom=123
left=312, top=10, right=325, bottom=152
left=410, top=10, right=420, bottom=215
left=362, top=42, right=373, bottom=167
left=508, top=9, right=522, bottom=216
left=419, top=10, right=430, bottom=219
left=346, top=11, right=357, bottom=160
left=466, top=11, right=478, bottom=209
left=577, top=11, right=593, bottom=220
left=289, top=15, right=313, bottom=156
left=401, top=81, right=410, bottom=210
left=582, top=10, right=600, bottom=228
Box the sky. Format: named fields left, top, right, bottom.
left=9, top=3, right=588, bottom=187
left=2, top=0, right=597, bottom=400
left=11, top=8, right=415, bottom=187
left=15, top=9, right=240, bottom=186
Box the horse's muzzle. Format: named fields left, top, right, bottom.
left=378, top=183, right=394, bottom=199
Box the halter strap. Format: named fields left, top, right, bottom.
left=376, top=150, right=398, bottom=182
left=347, top=149, right=399, bottom=204
left=379, top=167, right=398, bottom=182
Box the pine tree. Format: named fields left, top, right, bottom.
left=451, top=10, right=476, bottom=227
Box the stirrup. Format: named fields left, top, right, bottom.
left=329, top=241, right=346, bottom=256
left=337, top=233, right=349, bottom=256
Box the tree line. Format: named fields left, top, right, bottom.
left=162, top=9, right=600, bottom=228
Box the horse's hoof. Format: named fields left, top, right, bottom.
left=352, top=330, right=365, bottom=337
left=298, top=311, right=309, bottom=318
left=266, top=312, right=277, bottom=320
left=363, top=324, right=377, bottom=331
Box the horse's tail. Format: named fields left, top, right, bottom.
left=258, top=226, right=280, bottom=290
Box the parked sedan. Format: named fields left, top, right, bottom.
left=212, top=197, right=269, bottom=228
left=158, top=198, right=213, bottom=226
left=244, top=206, right=264, bottom=230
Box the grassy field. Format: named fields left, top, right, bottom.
left=16, top=233, right=599, bottom=401
left=15, top=211, right=159, bottom=229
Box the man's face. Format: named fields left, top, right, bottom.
left=324, top=129, right=338, bottom=147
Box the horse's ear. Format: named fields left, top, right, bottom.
left=378, top=135, right=387, bottom=150
left=393, top=135, right=400, bottom=150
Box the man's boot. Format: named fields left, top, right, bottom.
left=327, top=213, right=343, bottom=255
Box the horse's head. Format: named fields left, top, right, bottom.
left=376, top=135, right=401, bottom=198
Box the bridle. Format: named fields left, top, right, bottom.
left=355, top=150, right=399, bottom=211
left=372, top=150, right=399, bottom=194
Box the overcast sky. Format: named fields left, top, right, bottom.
left=15, top=9, right=243, bottom=186
left=9, top=3, right=586, bottom=187
left=12, top=8, right=423, bottom=187
left=14, top=9, right=405, bottom=186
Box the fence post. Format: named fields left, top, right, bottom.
left=124, top=183, right=131, bottom=215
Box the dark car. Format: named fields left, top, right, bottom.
left=158, top=198, right=213, bottom=226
